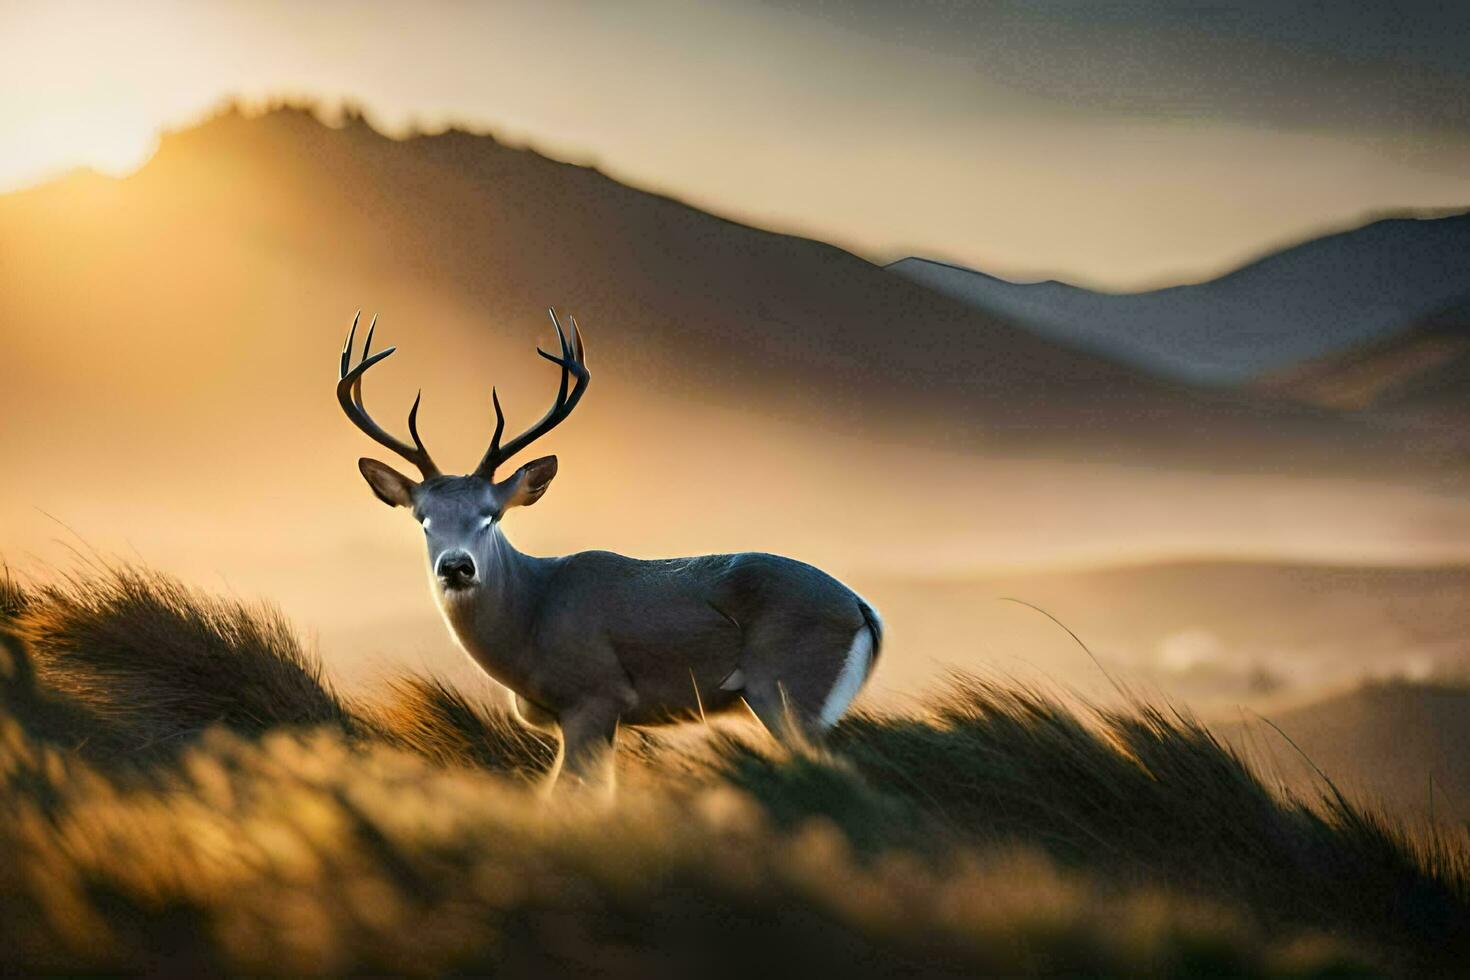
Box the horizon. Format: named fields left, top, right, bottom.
left=4, top=1, right=1469, bottom=290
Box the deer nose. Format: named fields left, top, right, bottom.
left=436, top=551, right=477, bottom=588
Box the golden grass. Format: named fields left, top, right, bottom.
left=1, top=562, right=1462, bottom=974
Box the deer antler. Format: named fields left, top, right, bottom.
left=473, top=308, right=590, bottom=479
left=337, top=312, right=441, bottom=480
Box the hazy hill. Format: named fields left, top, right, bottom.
left=0, top=106, right=1165, bottom=447
left=888, top=212, right=1470, bottom=385
left=1257, top=292, right=1470, bottom=452
left=860, top=559, right=1470, bottom=704
left=0, top=106, right=1442, bottom=478
left=1221, top=680, right=1470, bottom=825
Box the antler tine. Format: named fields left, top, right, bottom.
left=335, top=314, right=441, bottom=480
left=349, top=313, right=378, bottom=408
left=570, top=315, right=587, bottom=363
left=486, top=386, right=507, bottom=470
left=474, top=308, right=591, bottom=480
left=537, top=307, right=573, bottom=405
left=406, top=389, right=432, bottom=461
left=340, top=310, right=360, bottom=378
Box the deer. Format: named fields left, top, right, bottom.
left=336, top=309, right=882, bottom=788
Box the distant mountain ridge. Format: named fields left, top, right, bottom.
left=0, top=105, right=1432, bottom=479
left=888, top=211, right=1470, bottom=385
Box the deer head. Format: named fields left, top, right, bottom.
left=336, top=309, right=589, bottom=594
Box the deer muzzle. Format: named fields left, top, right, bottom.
left=435, top=551, right=478, bottom=591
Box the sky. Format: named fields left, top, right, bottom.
left=2, top=0, right=1468, bottom=289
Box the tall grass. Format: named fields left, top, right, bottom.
left=370, top=673, right=555, bottom=778
left=0, top=562, right=1461, bottom=974
left=10, top=565, right=354, bottom=760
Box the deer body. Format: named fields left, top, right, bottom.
left=441, top=537, right=877, bottom=726
left=338, top=311, right=881, bottom=786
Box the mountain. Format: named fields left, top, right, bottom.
left=888, top=212, right=1470, bottom=385
left=0, top=107, right=1207, bottom=460
left=0, top=106, right=1440, bottom=477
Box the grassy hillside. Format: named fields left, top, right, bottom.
left=2, top=563, right=1467, bottom=975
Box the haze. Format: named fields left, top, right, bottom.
left=4, top=0, right=1470, bottom=288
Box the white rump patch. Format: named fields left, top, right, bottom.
left=819, top=623, right=874, bottom=729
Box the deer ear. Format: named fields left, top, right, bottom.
left=359, top=458, right=418, bottom=508
left=500, top=455, right=558, bottom=510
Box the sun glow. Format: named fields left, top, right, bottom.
left=1, top=116, right=160, bottom=189
left=0, top=1, right=193, bottom=191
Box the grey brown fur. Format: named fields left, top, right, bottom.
left=339, top=310, right=881, bottom=786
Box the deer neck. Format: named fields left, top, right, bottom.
left=440, top=525, right=551, bottom=664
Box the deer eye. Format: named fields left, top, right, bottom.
left=419, top=516, right=431, bottom=530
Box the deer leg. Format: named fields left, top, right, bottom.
left=740, top=613, right=871, bottom=744
left=551, top=697, right=625, bottom=792
left=512, top=692, right=559, bottom=733
left=742, top=679, right=822, bottom=746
